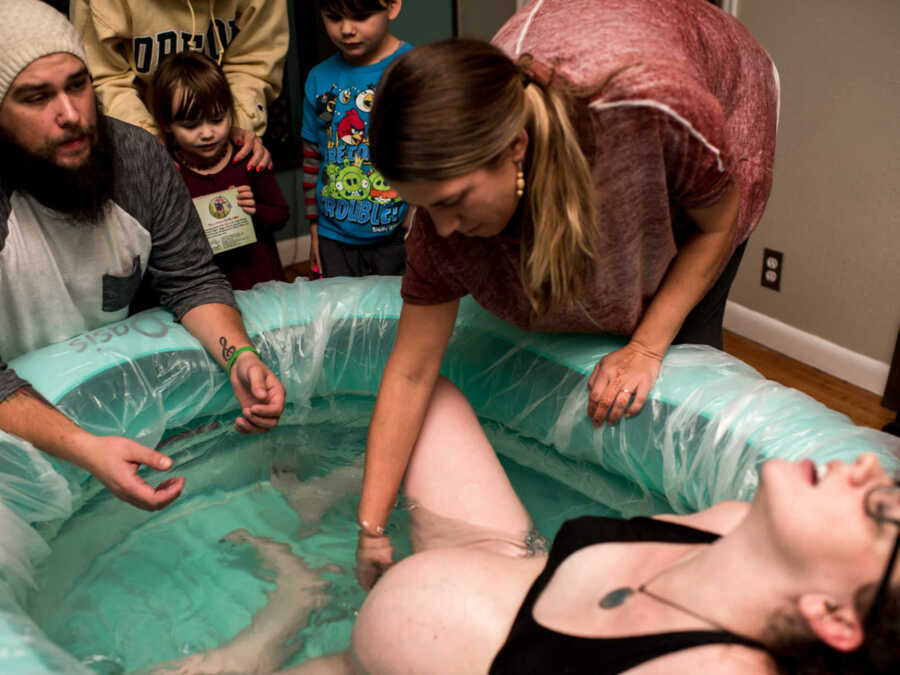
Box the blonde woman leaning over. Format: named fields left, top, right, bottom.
left=356, top=0, right=779, bottom=583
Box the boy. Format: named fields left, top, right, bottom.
left=301, top=0, right=411, bottom=277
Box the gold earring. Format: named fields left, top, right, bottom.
left=515, top=162, right=525, bottom=198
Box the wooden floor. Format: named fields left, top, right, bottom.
left=283, top=261, right=313, bottom=283
left=723, top=331, right=896, bottom=431
left=283, top=264, right=896, bottom=432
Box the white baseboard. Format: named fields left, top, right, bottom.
left=277, top=235, right=310, bottom=267
left=721, top=0, right=740, bottom=17
left=724, top=301, right=890, bottom=395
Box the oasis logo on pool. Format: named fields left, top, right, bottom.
left=67, top=315, right=172, bottom=354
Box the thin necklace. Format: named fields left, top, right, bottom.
left=598, top=551, right=734, bottom=635
left=173, top=141, right=230, bottom=172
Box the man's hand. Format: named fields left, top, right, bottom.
left=0, top=387, right=183, bottom=511
left=180, top=304, right=286, bottom=432
left=231, top=127, right=272, bottom=172
left=80, top=435, right=185, bottom=511
left=229, top=350, right=285, bottom=433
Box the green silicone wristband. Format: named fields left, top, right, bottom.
left=227, top=345, right=259, bottom=377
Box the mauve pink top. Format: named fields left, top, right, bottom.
left=401, top=0, right=779, bottom=336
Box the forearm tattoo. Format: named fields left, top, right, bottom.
left=219, top=336, right=236, bottom=362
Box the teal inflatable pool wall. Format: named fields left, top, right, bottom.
left=1, top=277, right=897, bottom=672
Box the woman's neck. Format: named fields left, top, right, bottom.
left=174, top=141, right=233, bottom=175
left=650, top=518, right=801, bottom=643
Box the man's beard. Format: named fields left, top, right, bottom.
left=0, top=102, right=115, bottom=224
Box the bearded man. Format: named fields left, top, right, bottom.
left=0, top=0, right=285, bottom=511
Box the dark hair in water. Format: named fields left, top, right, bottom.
left=766, top=583, right=900, bottom=674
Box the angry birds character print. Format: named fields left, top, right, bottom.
left=368, top=168, right=402, bottom=205
left=311, top=76, right=408, bottom=233
left=356, top=88, right=375, bottom=113
left=338, top=109, right=366, bottom=146
left=322, top=159, right=371, bottom=201
left=315, top=90, right=337, bottom=122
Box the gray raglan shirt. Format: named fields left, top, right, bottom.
left=0, top=117, right=235, bottom=401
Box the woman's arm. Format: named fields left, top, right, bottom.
left=588, top=182, right=740, bottom=425
left=357, top=300, right=460, bottom=533
left=632, top=182, right=740, bottom=353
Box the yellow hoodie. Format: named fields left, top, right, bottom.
left=70, top=0, right=289, bottom=136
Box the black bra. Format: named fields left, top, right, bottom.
left=489, top=516, right=763, bottom=674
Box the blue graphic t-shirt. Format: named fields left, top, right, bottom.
left=301, top=43, right=413, bottom=245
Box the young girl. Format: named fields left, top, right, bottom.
left=149, top=51, right=289, bottom=290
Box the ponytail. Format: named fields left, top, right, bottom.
left=519, top=69, right=598, bottom=319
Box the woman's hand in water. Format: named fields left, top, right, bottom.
left=587, top=340, right=663, bottom=426
left=232, top=184, right=257, bottom=215
left=355, top=529, right=395, bottom=591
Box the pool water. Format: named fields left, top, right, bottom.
left=28, top=415, right=626, bottom=674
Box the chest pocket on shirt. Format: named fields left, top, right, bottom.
left=102, top=255, right=142, bottom=312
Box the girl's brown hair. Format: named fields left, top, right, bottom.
left=369, top=39, right=598, bottom=321
left=148, top=50, right=234, bottom=131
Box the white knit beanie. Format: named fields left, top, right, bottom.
left=0, top=0, right=88, bottom=105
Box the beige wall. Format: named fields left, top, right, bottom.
left=456, top=0, right=899, bottom=363
left=732, top=0, right=900, bottom=363
left=457, top=0, right=518, bottom=40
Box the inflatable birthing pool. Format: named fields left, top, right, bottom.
left=2, top=278, right=897, bottom=673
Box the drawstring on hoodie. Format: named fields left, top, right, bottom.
left=185, top=0, right=224, bottom=64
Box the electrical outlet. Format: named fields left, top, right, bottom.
left=761, top=248, right=783, bottom=291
